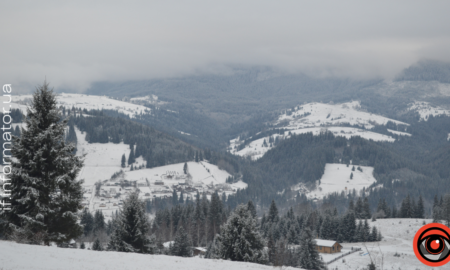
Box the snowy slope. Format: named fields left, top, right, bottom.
left=330, top=218, right=438, bottom=270
left=229, top=101, right=409, bottom=160
left=277, top=101, right=408, bottom=129
left=408, top=101, right=450, bottom=121
left=293, top=163, right=377, bottom=200
left=75, top=127, right=130, bottom=187
left=0, top=240, right=298, bottom=270
left=0, top=219, right=440, bottom=270
left=230, top=127, right=396, bottom=160
left=1, top=93, right=151, bottom=118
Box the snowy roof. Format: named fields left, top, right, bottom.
left=314, top=239, right=340, bottom=247
left=194, top=247, right=207, bottom=252
left=163, top=241, right=174, bottom=248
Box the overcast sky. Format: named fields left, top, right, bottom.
left=1, top=1, right=450, bottom=93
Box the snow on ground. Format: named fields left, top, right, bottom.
left=295, top=164, right=377, bottom=200
left=229, top=101, right=405, bottom=160
left=75, top=127, right=130, bottom=187
left=230, top=127, right=395, bottom=160
left=129, top=94, right=166, bottom=106
left=408, top=101, right=450, bottom=121
left=0, top=240, right=299, bottom=270
left=329, top=218, right=438, bottom=270
left=125, top=161, right=233, bottom=188
left=387, top=129, right=412, bottom=137
left=0, top=219, right=439, bottom=270
left=1, top=93, right=151, bottom=118
left=278, top=101, right=408, bottom=129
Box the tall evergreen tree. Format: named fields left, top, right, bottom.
left=183, top=162, right=188, bottom=174
left=172, top=190, right=178, bottom=206
left=247, top=200, right=257, bottom=218
left=268, top=200, right=279, bottom=223
left=121, top=154, right=126, bottom=168
left=208, top=192, right=223, bottom=241
left=297, top=227, right=326, bottom=270
left=92, top=238, right=103, bottom=251
left=66, top=123, right=78, bottom=154
left=215, top=204, right=266, bottom=263
left=171, top=226, right=192, bottom=257
left=6, top=82, right=84, bottom=245
left=93, top=210, right=105, bottom=234
left=128, top=144, right=135, bottom=165
left=80, top=209, right=94, bottom=236
left=107, top=192, right=151, bottom=253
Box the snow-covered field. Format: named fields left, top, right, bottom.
left=277, top=101, right=408, bottom=129
left=1, top=93, right=151, bottom=118
left=0, top=218, right=440, bottom=270
left=229, top=101, right=408, bottom=160
left=293, top=163, right=377, bottom=200
left=75, top=127, right=130, bottom=187
left=330, top=218, right=438, bottom=270
left=408, top=101, right=450, bottom=121
left=0, top=240, right=298, bottom=270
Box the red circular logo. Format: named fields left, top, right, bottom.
left=413, top=223, right=450, bottom=267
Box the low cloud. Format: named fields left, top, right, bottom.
left=1, top=0, right=450, bottom=93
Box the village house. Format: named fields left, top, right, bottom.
left=314, top=239, right=342, bottom=254
left=193, top=247, right=207, bottom=256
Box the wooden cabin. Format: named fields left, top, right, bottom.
left=315, top=239, right=342, bottom=254
left=193, top=247, right=207, bottom=256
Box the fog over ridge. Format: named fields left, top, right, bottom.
left=1, top=1, right=450, bottom=93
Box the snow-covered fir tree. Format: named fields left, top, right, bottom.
left=171, top=226, right=192, bottom=257
left=6, top=82, right=84, bottom=245
left=92, top=238, right=103, bottom=251
left=93, top=210, right=105, bottom=234
left=80, top=208, right=94, bottom=236
left=298, top=227, right=326, bottom=270
left=215, top=204, right=267, bottom=263
left=107, top=192, right=151, bottom=253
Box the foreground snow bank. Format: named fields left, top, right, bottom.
left=0, top=240, right=298, bottom=270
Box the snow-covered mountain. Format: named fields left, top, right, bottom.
left=2, top=93, right=152, bottom=118
left=408, top=101, right=450, bottom=121
left=292, top=163, right=377, bottom=200
left=229, top=101, right=411, bottom=160
left=74, top=127, right=245, bottom=220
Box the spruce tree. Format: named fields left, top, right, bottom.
left=93, top=210, right=105, bottom=234
left=80, top=209, right=94, bottom=236
left=268, top=200, right=279, bottom=223
left=107, top=192, right=150, bottom=253
left=362, top=219, right=370, bottom=242
left=298, top=227, right=326, bottom=270
left=355, top=197, right=363, bottom=218
left=171, top=226, right=192, bottom=257
left=216, top=204, right=266, bottom=263
left=128, top=145, right=135, bottom=166
left=370, top=226, right=378, bottom=242
left=6, top=82, right=84, bottom=244
left=183, top=162, right=188, bottom=174
left=362, top=197, right=371, bottom=219
left=179, top=190, right=184, bottom=204
left=92, top=238, right=103, bottom=251
left=247, top=200, right=257, bottom=218
left=172, top=190, right=178, bottom=206
left=66, top=123, right=78, bottom=154
left=80, top=242, right=85, bottom=249
left=121, top=154, right=126, bottom=168
left=208, top=192, right=223, bottom=241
